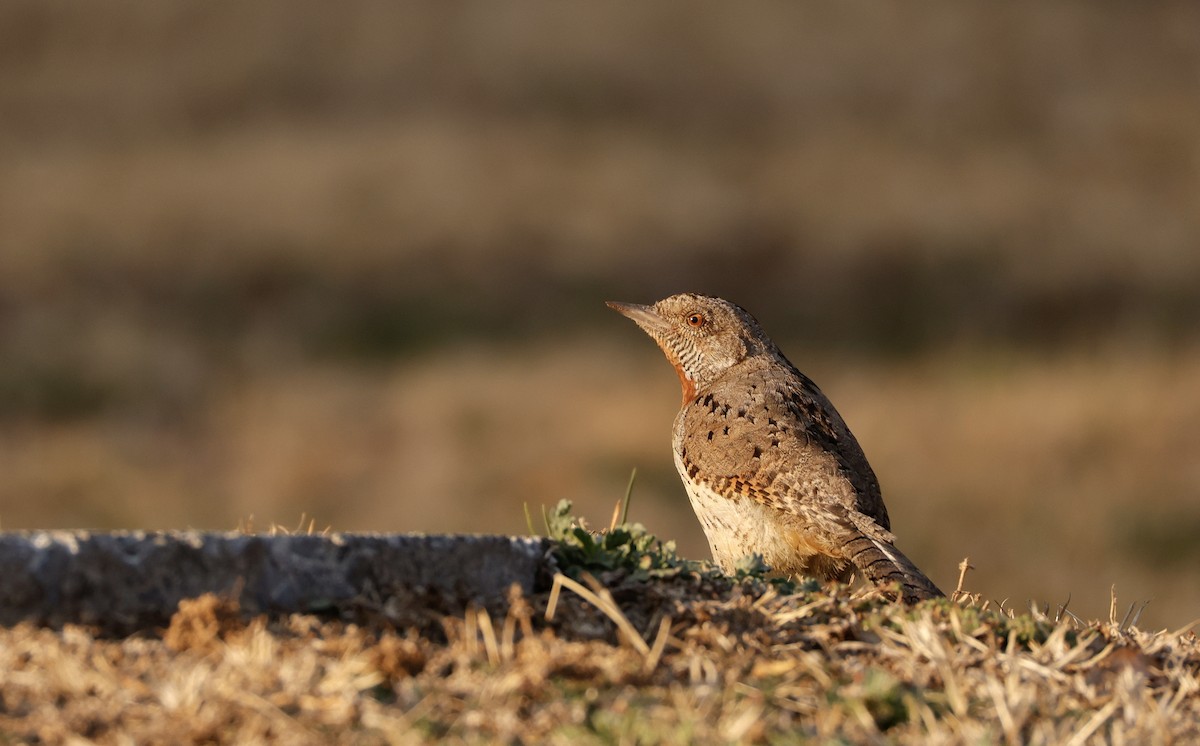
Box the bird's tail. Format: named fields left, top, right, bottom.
left=843, top=530, right=944, bottom=603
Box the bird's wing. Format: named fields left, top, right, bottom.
left=677, top=367, right=892, bottom=537
left=681, top=374, right=940, bottom=602
left=676, top=365, right=943, bottom=601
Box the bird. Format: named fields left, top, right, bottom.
left=607, top=293, right=943, bottom=603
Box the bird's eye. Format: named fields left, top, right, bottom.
left=686, top=313, right=706, bottom=328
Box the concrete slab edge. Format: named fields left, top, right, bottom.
left=0, top=531, right=556, bottom=632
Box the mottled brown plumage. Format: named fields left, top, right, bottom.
left=608, top=293, right=942, bottom=603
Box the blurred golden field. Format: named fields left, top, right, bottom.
left=1, top=1, right=1198, bottom=628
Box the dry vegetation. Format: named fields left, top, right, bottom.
left=2, top=555, right=1198, bottom=744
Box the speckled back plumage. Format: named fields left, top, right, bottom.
left=609, top=293, right=942, bottom=603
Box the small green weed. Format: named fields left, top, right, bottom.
left=540, top=498, right=801, bottom=595
left=542, top=499, right=700, bottom=582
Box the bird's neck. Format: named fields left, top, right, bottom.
left=671, top=361, right=698, bottom=406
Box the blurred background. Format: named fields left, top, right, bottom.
left=1, top=1, right=1198, bottom=628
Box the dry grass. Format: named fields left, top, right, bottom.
left=1, top=570, right=1197, bottom=744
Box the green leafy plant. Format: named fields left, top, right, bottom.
left=541, top=498, right=801, bottom=595
left=543, top=499, right=700, bottom=582
left=730, top=553, right=811, bottom=595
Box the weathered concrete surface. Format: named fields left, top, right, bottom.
left=0, top=531, right=554, bottom=632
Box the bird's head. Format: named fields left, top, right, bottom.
left=607, top=293, right=775, bottom=404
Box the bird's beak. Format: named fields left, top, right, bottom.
left=608, top=299, right=697, bottom=404
left=605, top=301, right=670, bottom=335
